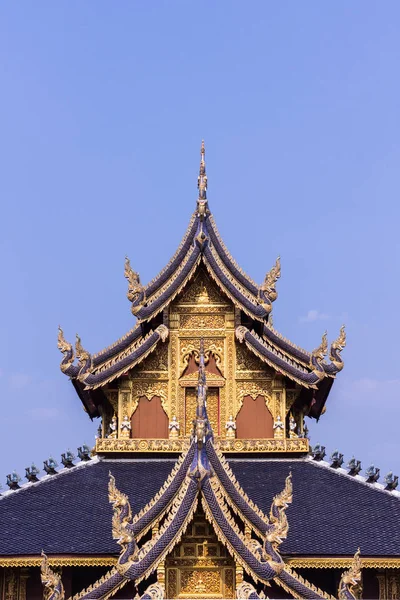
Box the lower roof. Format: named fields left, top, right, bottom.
left=0, top=455, right=399, bottom=558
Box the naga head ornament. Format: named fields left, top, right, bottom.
left=258, top=257, right=281, bottom=311
left=124, top=256, right=146, bottom=308
left=58, top=327, right=75, bottom=374
left=57, top=326, right=72, bottom=354
left=338, top=549, right=362, bottom=600
left=310, top=332, right=328, bottom=376
left=263, top=473, right=293, bottom=568
left=41, top=551, right=65, bottom=600
left=329, top=325, right=346, bottom=370
left=75, top=334, right=92, bottom=373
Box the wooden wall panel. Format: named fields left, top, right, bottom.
left=236, top=395, right=273, bottom=439
left=131, top=396, right=168, bottom=439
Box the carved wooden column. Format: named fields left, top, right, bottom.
left=118, top=379, right=132, bottom=439
left=273, top=375, right=285, bottom=439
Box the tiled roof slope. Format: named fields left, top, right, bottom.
left=230, top=458, right=400, bottom=556
left=0, top=456, right=399, bottom=557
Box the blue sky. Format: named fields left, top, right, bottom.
left=1, top=2, right=399, bottom=486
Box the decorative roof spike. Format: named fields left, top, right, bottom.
left=311, top=443, right=326, bottom=461
left=6, top=471, right=21, bottom=490
left=259, top=256, right=281, bottom=312
left=61, top=449, right=75, bottom=469
left=330, top=449, right=344, bottom=469
left=347, top=456, right=362, bottom=476
left=384, top=471, right=399, bottom=491
left=41, top=551, right=65, bottom=600
left=329, top=324, right=346, bottom=371
left=43, top=456, right=58, bottom=475
left=57, top=326, right=75, bottom=374
left=25, top=463, right=40, bottom=483
left=365, top=464, right=380, bottom=484
left=197, top=140, right=208, bottom=220
left=77, top=444, right=91, bottom=461
left=338, top=549, right=362, bottom=600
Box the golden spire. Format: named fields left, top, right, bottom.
left=197, top=140, right=208, bottom=218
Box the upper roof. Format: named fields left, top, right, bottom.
left=1, top=453, right=399, bottom=558
left=58, top=142, right=345, bottom=418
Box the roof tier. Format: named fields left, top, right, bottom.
left=58, top=142, right=345, bottom=418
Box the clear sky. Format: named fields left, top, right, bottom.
left=1, top=2, right=399, bottom=487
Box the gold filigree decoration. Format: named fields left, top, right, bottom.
left=41, top=552, right=65, bottom=600
left=180, top=341, right=223, bottom=376
left=338, top=549, right=362, bottom=600
left=177, top=270, right=229, bottom=305
left=180, top=313, right=225, bottom=330
left=310, top=332, right=328, bottom=365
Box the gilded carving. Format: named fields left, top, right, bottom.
left=180, top=313, right=225, bottom=330
left=177, top=271, right=228, bottom=305
left=217, top=438, right=309, bottom=453
left=131, top=381, right=169, bottom=416
left=236, top=343, right=266, bottom=372
left=236, top=381, right=273, bottom=416
left=166, top=511, right=235, bottom=598
left=96, top=438, right=190, bottom=453
left=180, top=339, right=224, bottom=376
left=136, top=343, right=169, bottom=371
left=185, top=388, right=220, bottom=436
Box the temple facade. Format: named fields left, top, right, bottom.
left=1, top=143, right=399, bottom=600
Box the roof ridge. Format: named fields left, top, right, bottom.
left=306, top=455, right=400, bottom=499
left=0, top=456, right=100, bottom=501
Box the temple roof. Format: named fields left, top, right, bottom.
left=58, top=142, right=345, bottom=416
left=1, top=453, right=399, bottom=559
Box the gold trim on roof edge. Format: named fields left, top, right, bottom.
left=202, top=255, right=264, bottom=322
left=2, top=555, right=399, bottom=569
left=92, top=323, right=142, bottom=361
left=84, top=326, right=169, bottom=390
left=95, top=438, right=309, bottom=453
left=238, top=329, right=319, bottom=388
left=277, top=565, right=335, bottom=600
left=138, top=254, right=202, bottom=323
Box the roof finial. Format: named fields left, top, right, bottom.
left=197, top=140, right=208, bottom=219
